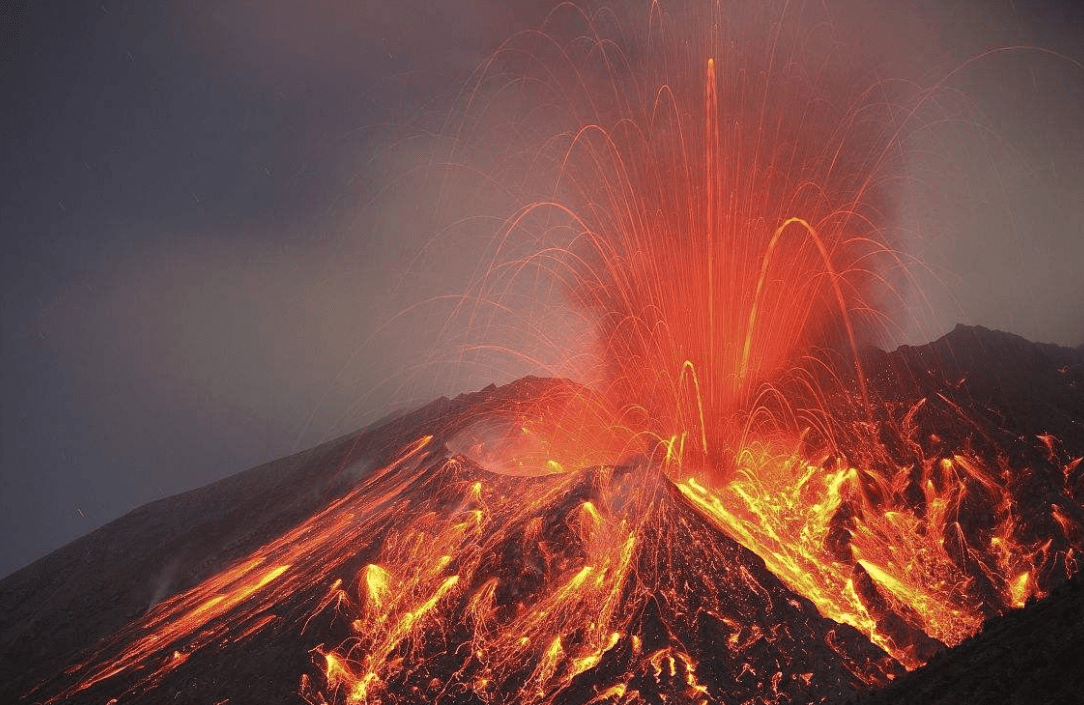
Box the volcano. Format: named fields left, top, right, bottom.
left=2, top=325, right=1083, bottom=705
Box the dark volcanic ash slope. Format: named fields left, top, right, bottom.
left=2, top=377, right=899, bottom=705
left=3, top=325, right=1083, bottom=705
left=866, top=323, right=1084, bottom=452
left=847, top=571, right=1084, bottom=705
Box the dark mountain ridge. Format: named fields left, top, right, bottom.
left=1, top=325, right=1082, bottom=704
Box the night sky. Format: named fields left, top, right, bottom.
left=2, top=0, right=1083, bottom=578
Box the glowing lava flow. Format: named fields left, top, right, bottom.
left=25, top=3, right=1084, bottom=704
left=34, top=382, right=904, bottom=705
left=28, top=377, right=1084, bottom=704
left=675, top=442, right=1057, bottom=668
left=434, top=0, right=1084, bottom=675
left=35, top=435, right=438, bottom=704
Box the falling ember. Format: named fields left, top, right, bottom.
left=18, top=2, right=1084, bottom=705
left=26, top=366, right=1084, bottom=704
left=25, top=382, right=906, bottom=704
left=22, top=364, right=1084, bottom=704
left=440, top=0, right=911, bottom=485
left=435, top=0, right=1084, bottom=668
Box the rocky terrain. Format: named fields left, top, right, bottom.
left=1, top=325, right=1082, bottom=704
left=848, top=570, right=1084, bottom=705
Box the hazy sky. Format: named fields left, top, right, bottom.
left=2, top=0, right=1082, bottom=578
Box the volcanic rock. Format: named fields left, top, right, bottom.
left=846, top=570, right=1084, bottom=705
left=3, top=326, right=1083, bottom=705
left=2, top=378, right=899, bottom=705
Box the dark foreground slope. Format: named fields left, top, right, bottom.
left=848, top=571, right=1084, bottom=705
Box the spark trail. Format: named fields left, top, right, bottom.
left=31, top=380, right=903, bottom=705
left=429, top=0, right=1084, bottom=671
left=21, top=2, right=1084, bottom=704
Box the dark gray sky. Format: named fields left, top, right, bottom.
left=2, top=0, right=1082, bottom=578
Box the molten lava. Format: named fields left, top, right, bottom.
left=21, top=2, right=1084, bottom=704
left=433, top=0, right=1084, bottom=670
left=445, top=1, right=901, bottom=475
left=27, top=363, right=1084, bottom=704
left=32, top=381, right=902, bottom=705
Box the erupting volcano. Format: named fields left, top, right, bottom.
left=3, top=2, right=1083, bottom=704
left=5, top=333, right=1084, bottom=705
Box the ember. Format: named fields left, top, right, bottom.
left=12, top=2, right=1084, bottom=705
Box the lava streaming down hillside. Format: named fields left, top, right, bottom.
left=16, top=2, right=1084, bottom=704
left=22, top=358, right=1084, bottom=704
left=435, top=0, right=1084, bottom=666
left=27, top=380, right=903, bottom=705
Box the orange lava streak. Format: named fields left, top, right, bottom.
left=303, top=428, right=900, bottom=705
left=46, top=437, right=436, bottom=703
left=312, top=459, right=648, bottom=705
left=439, top=0, right=1083, bottom=673
left=672, top=424, right=1075, bottom=668
left=33, top=4, right=1084, bottom=704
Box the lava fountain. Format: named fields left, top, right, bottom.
left=441, top=0, right=908, bottom=473
left=436, top=0, right=1082, bottom=666
left=20, top=2, right=1084, bottom=704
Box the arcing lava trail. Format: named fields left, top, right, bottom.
left=5, top=2, right=1084, bottom=703
left=16, top=379, right=901, bottom=705
left=426, top=0, right=1084, bottom=672
left=6, top=328, right=1084, bottom=704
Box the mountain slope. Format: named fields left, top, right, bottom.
left=3, top=378, right=899, bottom=705
left=848, top=571, right=1084, bottom=705
left=3, top=326, right=1083, bottom=704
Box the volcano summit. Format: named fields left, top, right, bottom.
left=3, top=326, right=1083, bottom=705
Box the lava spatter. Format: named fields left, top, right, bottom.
left=305, top=453, right=900, bottom=705
left=13, top=1, right=1084, bottom=702
left=18, top=359, right=1084, bottom=704
left=26, top=380, right=898, bottom=705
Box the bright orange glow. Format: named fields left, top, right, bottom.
left=431, top=0, right=1083, bottom=674
left=30, top=3, right=1084, bottom=705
